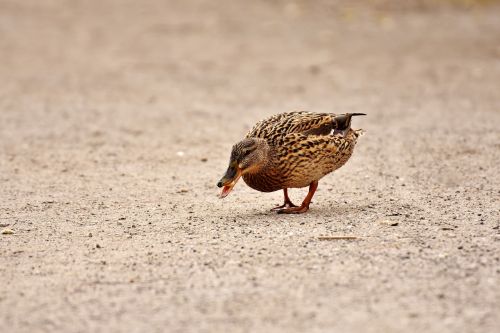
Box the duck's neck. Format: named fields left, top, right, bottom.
left=251, top=138, right=274, bottom=173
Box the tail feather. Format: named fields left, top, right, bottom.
left=333, top=113, right=366, bottom=130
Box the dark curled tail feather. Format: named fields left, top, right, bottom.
left=333, top=113, right=366, bottom=130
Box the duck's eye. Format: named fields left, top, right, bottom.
left=242, top=149, right=252, bottom=158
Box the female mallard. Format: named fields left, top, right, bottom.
left=217, top=111, right=365, bottom=214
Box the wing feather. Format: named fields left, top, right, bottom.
left=275, top=132, right=356, bottom=184
left=245, top=111, right=335, bottom=144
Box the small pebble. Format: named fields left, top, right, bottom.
left=1, top=228, right=14, bottom=235
left=378, top=219, right=398, bottom=226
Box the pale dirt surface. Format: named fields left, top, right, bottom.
left=1, top=1, right=499, bottom=332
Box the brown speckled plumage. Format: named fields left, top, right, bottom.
left=218, top=111, right=365, bottom=213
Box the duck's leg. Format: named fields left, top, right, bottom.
left=271, top=188, right=298, bottom=211
left=277, top=181, right=318, bottom=214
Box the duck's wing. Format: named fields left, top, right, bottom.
left=276, top=132, right=353, bottom=159
left=245, top=112, right=331, bottom=142
left=246, top=111, right=364, bottom=144
left=275, top=131, right=359, bottom=180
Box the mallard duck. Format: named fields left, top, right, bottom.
left=217, top=111, right=365, bottom=214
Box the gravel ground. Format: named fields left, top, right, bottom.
left=1, top=1, right=499, bottom=332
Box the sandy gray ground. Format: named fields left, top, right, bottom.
left=1, top=1, right=499, bottom=332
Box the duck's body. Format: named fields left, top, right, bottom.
left=217, top=111, right=365, bottom=214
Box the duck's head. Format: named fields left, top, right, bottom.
left=217, top=138, right=268, bottom=198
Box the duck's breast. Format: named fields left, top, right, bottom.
left=242, top=170, right=283, bottom=192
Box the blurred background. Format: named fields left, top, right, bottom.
left=1, top=0, right=498, bottom=192
left=2, top=0, right=499, bottom=124
left=1, top=1, right=499, bottom=332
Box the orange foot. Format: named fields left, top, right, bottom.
left=271, top=202, right=298, bottom=211
left=276, top=205, right=309, bottom=214
left=271, top=188, right=298, bottom=211
left=275, top=181, right=318, bottom=215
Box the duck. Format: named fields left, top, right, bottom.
left=217, top=111, right=365, bottom=214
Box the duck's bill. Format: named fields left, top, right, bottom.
left=220, top=184, right=234, bottom=198
left=218, top=172, right=241, bottom=199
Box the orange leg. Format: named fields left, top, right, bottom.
left=271, top=188, right=298, bottom=211
left=277, top=181, right=318, bottom=214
